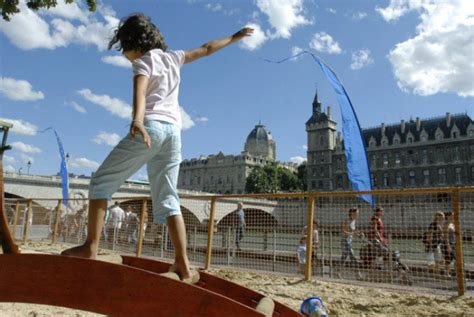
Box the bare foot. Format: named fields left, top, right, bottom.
left=61, top=244, right=97, bottom=260
left=169, top=258, right=193, bottom=281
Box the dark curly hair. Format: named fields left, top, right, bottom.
left=108, top=13, right=168, bottom=52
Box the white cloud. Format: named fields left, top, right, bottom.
left=302, top=145, right=308, bottom=150
left=290, top=156, right=306, bottom=165
left=41, top=1, right=89, bottom=23
left=0, top=1, right=119, bottom=51
left=0, top=118, right=38, bottom=136
left=256, top=0, right=311, bottom=39
left=77, top=89, right=132, bottom=119
left=0, top=77, right=44, bottom=101
left=194, top=116, right=209, bottom=123
left=350, top=49, right=374, bottom=70
left=11, top=142, right=42, bottom=154
left=180, top=107, right=195, bottom=130
left=352, top=12, right=368, bottom=21
left=240, top=23, right=268, bottom=51
left=19, top=153, right=34, bottom=164
left=5, top=165, right=15, bottom=173
left=69, top=157, right=100, bottom=169
left=291, top=46, right=304, bottom=61
left=309, top=32, right=342, bottom=54
left=378, top=0, right=474, bottom=97
left=326, top=8, right=337, bottom=14
left=101, top=55, right=131, bottom=68
left=205, top=3, right=223, bottom=12
left=93, top=131, right=121, bottom=146
left=66, top=101, right=87, bottom=114
left=4, top=155, right=15, bottom=164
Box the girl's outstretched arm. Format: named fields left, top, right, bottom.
left=184, top=27, right=253, bottom=64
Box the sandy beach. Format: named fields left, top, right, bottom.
left=1, top=241, right=473, bottom=316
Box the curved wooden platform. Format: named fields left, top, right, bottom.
left=122, top=256, right=302, bottom=317
left=0, top=254, right=267, bottom=316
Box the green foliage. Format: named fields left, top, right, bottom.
left=245, top=162, right=307, bottom=194
left=297, top=161, right=308, bottom=191
left=1, top=0, right=96, bottom=21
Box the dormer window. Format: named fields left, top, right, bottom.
left=369, top=137, right=376, bottom=148
left=381, top=136, right=388, bottom=147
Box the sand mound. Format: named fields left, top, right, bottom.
left=0, top=241, right=472, bottom=316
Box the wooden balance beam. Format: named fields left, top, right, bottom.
left=122, top=255, right=302, bottom=317
left=0, top=253, right=282, bottom=316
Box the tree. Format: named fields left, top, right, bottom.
left=1, top=0, right=96, bottom=21
left=245, top=163, right=305, bottom=194
left=297, top=161, right=308, bottom=191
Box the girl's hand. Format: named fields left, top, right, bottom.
left=232, top=27, right=254, bottom=42
left=129, top=121, right=151, bottom=149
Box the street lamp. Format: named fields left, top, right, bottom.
left=18, top=167, right=22, bottom=175
left=27, top=160, right=31, bottom=174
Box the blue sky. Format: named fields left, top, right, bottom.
left=0, top=0, right=472, bottom=180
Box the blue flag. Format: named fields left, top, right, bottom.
left=41, top=128, right=69, bottom=206
left=262, top=51, right=373, bottom=205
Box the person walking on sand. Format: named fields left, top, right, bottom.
left=61, top=13, right=253, bottom=281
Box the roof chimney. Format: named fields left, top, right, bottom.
left=401, top=120, right=406, bottom=133
left=446, top=112, right=452, bottom=127
left=416, top=117, right=421, bottom=131
left=327, top=106, right=332, bottom=120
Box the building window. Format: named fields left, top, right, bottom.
left=383, top=153, right=389, bottom=168
left=238, top=174, right=242, bottom=182
left=409, top=170, right=416, bottom=186
left=311, top=181, right=316, bottom=189
left=383, top=172, right=389, bottom=187
left=423, top=170, right=430, bottom=186
left=408, top=150, right=415, bottom=165
left=393, top=138, right=400, bottom=145
left=407, top=137, right=413, bottom=143
left=320, top=136, right=324, bottom=146
left=371, top=173, right=377, bottom=187
left=312, top=168, right=317, bottom=177
left=471, top=166, right=474, bottom=181
left=318, top=180, right=323, bottom=188
left=396, top=172, right=403, bottom=186
left=421, top=149, right=428, bottom=164
left=210, top=176, right=214, bottom=183
left=371, top=155, right=377, bottom=169
left=455, top=167, right=462, bottom=184
left=197, top=176, right=201, bottom=184
left=421, top=134, right=428, bottom=142
left=452, top=132, right=457, bottom=138
left=336, top=175, right=343, bottom=189
left=395, top=152, right=401, bottom=167
left=438, top=168, right=446, bottom=184
left=453, top=146, right=460, bottom=161
left=320, top=168, right=324, bottom=177
left=470, top=129, right=474, bottom=137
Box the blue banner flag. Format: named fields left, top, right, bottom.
left=262, top=51, right=373, bottom=205
left=41, top=128, right=69, bottom=206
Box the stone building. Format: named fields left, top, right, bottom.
left=306, top=92, right=474, bottom=191
left=179, top=123, right=295, bottom=194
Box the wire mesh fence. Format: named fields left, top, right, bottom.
left=5, top=187, right=473, bottom=296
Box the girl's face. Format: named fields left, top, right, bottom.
left=123, top=50, right=144, bottom=61
left=350, top=211, right=359, bottom=220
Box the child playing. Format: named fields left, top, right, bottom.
left=297, top=236, right=307, bottom=275
left=62, top=13, right=253, bottom=281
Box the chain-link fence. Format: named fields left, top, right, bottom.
left=5, top=187, right=473, bottom=296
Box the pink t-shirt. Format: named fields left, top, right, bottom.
left=132, top=49, right=185, bottom=128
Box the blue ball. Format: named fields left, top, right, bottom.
left=300, top=296, right=328, bottom=317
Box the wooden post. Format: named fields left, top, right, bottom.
left=272, top=229, right=276, bottom=272
left=204, top=197, right=216, bottom=270
left=329, top=229, right=333, bottom=278
left=453, top=189, right=465, bottom=296
left=52, top=200, right=62, bottom=244
left=227, top=226, right=231, bottom=266
left=22, top=199, right=33, bottom=243
left=12, top=201, right=20, bottom=241
left=160, top=225, right=164, bottom=258
left=193, top=226, right=197, bottom=253
left=304, top=196, right=315, bottom=281
left=136, top=199, right=147, bottom=257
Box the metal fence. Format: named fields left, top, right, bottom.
left=5, top=187, right=473, bottom=296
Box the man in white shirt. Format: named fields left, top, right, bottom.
left=235, top=202, right=246, bottom=251
left=107, top=202, right=125, bottom=245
